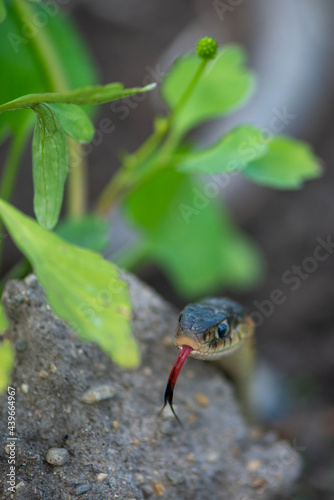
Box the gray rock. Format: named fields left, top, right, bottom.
left=45, top=447, right=69, bottom=466
left=0, top=274, right=302, bottom=499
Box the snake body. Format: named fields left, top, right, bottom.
left=162, top=298, right=255, bottom=422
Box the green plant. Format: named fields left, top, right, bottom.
left=0, top=2, right=321, bottom=385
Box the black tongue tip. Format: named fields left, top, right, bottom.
left=160, top=345, right=193, bottom=425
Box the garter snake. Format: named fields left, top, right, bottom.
left=162, top=298, right=255, bottom=423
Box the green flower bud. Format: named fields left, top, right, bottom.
left=196, top=37, right=218, bottom=61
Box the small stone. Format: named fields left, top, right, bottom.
left=97, top=473, right=108, bottom=482
left=49, top=363, right=57, bottom=373
left=142, top=366, right=152, bottom=376
left=133, top=438, right=140, bottom=446
left=134, top=473, right=145, bottom=484
left=250, top=477, right=267, bottom=491
left=45, top=447, right=69, bottom=466
left=112, top=420, right=119, bottom=430
left=141, top=485, right=153, bottom=498
left=152, top=481, right=165, bottom=497
left=15, top=340, right=28, bottom=352
left=246, top=459, right=263, bottom=472
left=186, top=452, right=195, bottom=462
left=73, top=483, right=91, bottom=495
left=80, top=384, right=116, bottom=404
left=166, top=470, right=185, bottom=485
left=21, top=383, right=29, bottom=394
left=205, top=450, right=220, bottom=463
left=15, top=481, right=25, bottom=490
left=195, top=392, right=209, bottom=407
left=39, top=370, right=48, bottom=379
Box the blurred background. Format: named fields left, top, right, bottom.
left=2, top=1, right=334, bottom=498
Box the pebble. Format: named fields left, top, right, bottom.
left=73, top=483, right=91, bottom=495
left=80, top=384, right=116, bottom=404
left=250, top=477, right=267, bottom=491
left=246, top=459, right=263, bottom=472
left=152, top=481, right=165, bottom=497
left=45, top=447, right=69, bottom=466
left=205, top=450, right=220, bottom=463
left=195, top=392, right=210, bottom=407
left=97, top=473, right=108, bottom=482
left=21, top=383, right=29, bottom=394
left=141, top=484, right=153, bottom=498
left=166, top=470, right=185, bottom=485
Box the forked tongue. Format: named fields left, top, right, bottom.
left=161, top=345, right=193, bottom=425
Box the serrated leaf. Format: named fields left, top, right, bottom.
left=242, top=136, right=322, bottom=189
left=0, top=1, right=6, bottom=23
left=0, top=83, right=157, bottom=113
left=48, top=103, right=94, bottom=143
left=56, top=215, right=109, bottom=251
left=32, top=104, right=68, bottom=230
left=161, top=45, right=254, bottom=135
left=0, top=340, right=14, bottom=393
left=124, top=169, right=262, bottom=297
left=177, top=125, right=268, bottom=174
left=0, top=200, right=140, bottom=369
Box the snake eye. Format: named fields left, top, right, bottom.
left=217, top=320, right=230, bottom=339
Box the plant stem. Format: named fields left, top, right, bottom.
left=169, top=59, right=206, bottom=126
left=13, top=0, right=68, bottom=92
left=0, top=119, right=32, bottom=273
left=95, top=125, right=167, bottom=214
left=95, top=59, right=208, bottom=214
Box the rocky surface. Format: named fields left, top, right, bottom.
left=0, top=274, right=301, bottom=499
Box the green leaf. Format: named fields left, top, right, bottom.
left=48, top=103, right=94, bottom=143
left=242, top=136, right=322, bottom=189
left=56, top=215, right=109, bottom=252
left=124, top=169, right=262, bottom=297
left=161, top=45, right=255, bottom=135
left=0, top=83, right=157, bottom=113
left=0, top=0, right=6, bottom=23
left=177, top=125, right=268, bottom=174
left=0, top=200, right=139, bottom=369
left=32, top=104, right=68, bottom=230
left=0, top=4, right=97, bottom=138
left=0, top=340, right=15, bottom=393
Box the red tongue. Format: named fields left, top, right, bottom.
left=161, top=345, right=193, bottom=424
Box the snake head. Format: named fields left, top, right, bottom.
left=161, top=298, right=254, bottom=424
left=175, top=298, right=254, bottom=360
